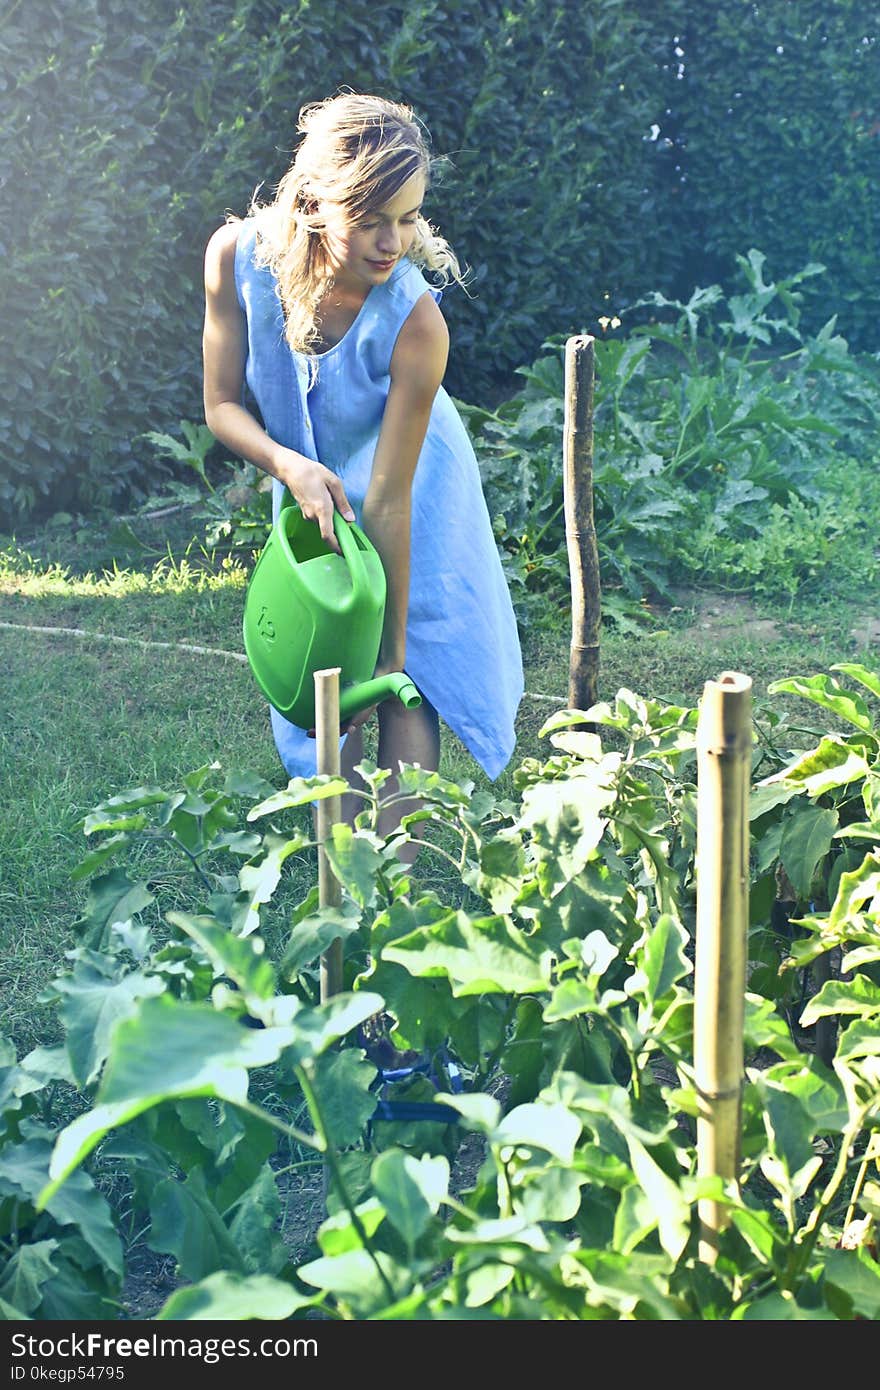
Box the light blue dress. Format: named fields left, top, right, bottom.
left=234, top=219, right=523, bottom=780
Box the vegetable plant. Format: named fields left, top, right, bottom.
left=1, top=668, right=878, bottom=1318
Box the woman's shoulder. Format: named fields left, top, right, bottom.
left=389, top=274, right=449, bottom=391
left=204, top=218, right=248, bottom=295
left=205, top=216, right=245, bottom=262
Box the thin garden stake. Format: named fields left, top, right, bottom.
left=314, top=667, right=343, bottom=1002
left=563, top=334, right=600, bottom=718
left=694, top=670, right=752, bottom=1264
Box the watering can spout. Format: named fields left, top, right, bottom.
left=338, top=671, right=422, bottom=723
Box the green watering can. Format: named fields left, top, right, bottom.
left=242, top=503, right=421, bottom=729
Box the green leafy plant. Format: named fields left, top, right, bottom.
left=2, top=666, right=878, bottom=1318
left=466, top=251, right=880, bottom=618
left=141, top=423, right=273, bottom=555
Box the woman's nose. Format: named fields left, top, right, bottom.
left=377, top=224, right=401, bottom=255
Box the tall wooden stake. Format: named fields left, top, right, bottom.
left=563, top=335, right=600, bottom=719
left=694, top=670, right=752, bottom=1264
left=314, top=667, right=343, bottom=1003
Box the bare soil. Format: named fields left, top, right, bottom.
left=667, top=587, right=782, bottom=645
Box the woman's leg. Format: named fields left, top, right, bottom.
left=375, top=695, right=440, bottom=864
left=339, top=724, right=365, bottom=826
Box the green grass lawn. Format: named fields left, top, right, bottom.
left=2, top=509, right=879, bottom=1057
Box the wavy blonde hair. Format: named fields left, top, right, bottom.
left=249, top=92, right=466, bottom=356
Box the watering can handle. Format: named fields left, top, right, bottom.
left=333, top=510, right=373, bottom=606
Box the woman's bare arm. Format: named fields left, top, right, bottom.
left=202, top=221, right=354, bottom=549
left=361, top=290, right=449, bottom=672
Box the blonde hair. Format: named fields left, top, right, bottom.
left=249, top=92, right=466, bottom=356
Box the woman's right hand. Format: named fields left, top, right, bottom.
left=274, top=447, right=355, bottom=553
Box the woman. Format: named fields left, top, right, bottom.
left=203, top=92, right=523, bottom=842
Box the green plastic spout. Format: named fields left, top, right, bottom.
left=338, top=671, right=422, bottom=723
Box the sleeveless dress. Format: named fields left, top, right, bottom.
left=234, top=219, right=523, bottom=780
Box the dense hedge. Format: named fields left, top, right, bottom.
left=662, top=2, right=880, bottom=346
left=0, top=1, right=217, bottom=518
left=0, top=0, right=677, bottom=523
left=1, top=1, right=877, bottom=525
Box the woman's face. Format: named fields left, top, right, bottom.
left=320, top=170, right=426, bottom=295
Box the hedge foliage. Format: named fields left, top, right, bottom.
left=1, top=1, right=877, bottom=525
left=663, top=2, right=880, bottom=346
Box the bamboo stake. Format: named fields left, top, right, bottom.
left=563, top=335, right=600, bottom=721
left=314, top=667, right=343, bottom=1003
left=694, top=670, right=752, bottom=1264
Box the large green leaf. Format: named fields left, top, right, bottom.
left=166, top=912, right=276, bottom=1002
left=494, top=1103, right=581, bottom=1163
left=831, top=664, right=880, bottom=704
left=431, top=1093, right=501, bottom=1139
left=280, top=907, right=360, bottom=978
left=0, top=1136, right=122, bottom=1276
left=830, top=852, right=880, bottom=929
left=323, top=825, right=390, bottom=909
left=71, top=868, right=155, bottom=950
left=501, top=997, right=545, bottom=1107
left=0, top=1295, right=30, bottom=1319
left=208, top=1106, right=279, bottom=1215
left=0, top=1046, right=73, bottom=1137
left=765, top=737, right=871, bottom=799
left=38, top=995, right=322, bottom=1204
left=394, top=764, right=474, bottom=810
left=318, top=1199, right=386, bottom=1256
left=779, top=804, right=839, bottom=899
left=227, top=1166, right=287, bottom=1276
left=383, top=910, right=551, bottom=996
left=543, top=977, right=602, bottom=1022
left=519, top=773, right=616, bottom=892
left=565, top=1249, right=680, bottom=1319
left=371, top=1150, right=449, bottom=1250
left=247, top=775, right=349, bottom=819
left=628, top=913, right=692, bottom=1011
left=768, top=675, right=878, bottom=741
left=31, top=1238, right=117, bottom=1321
left=625, top=1136, right=690, bottom=1261
left=800, top=975, right=880, bottom=1027
left=234, top=829, right=311, bottom=936
left=463, top=833, right=527, bottom=914
left=310, top=1048, right=377, bottom=1147
left=272, top=991, right=385, bottom=1068
left=447, top=995, right=509, bottom=1068
left=744, top=993, right=801, bottom=1061
left=758, top=1060, right=848, bottom=1135
left=513, top=1162, right=586, bottom=1224
left=81, top=786, right=169, bottom=835
left=99, top=996, right=296, bottom=1106
left=224, top=768, right=278, bottom=802
left=823, top=1247, right=880, bottom=1320
left=0, top=1239, right=58, bottom=1315
left=613, top=1181, right=660, bottom=1256
left=750, top=780, right=801, bottom=821
left=362, top=959, right=454, bottom=1053
left=53, top=956, right=164, bottom=1087
left=546, top=1072, right=665, bottom=1145
left=461, top=1263, right=515, bottom=1308
left=156, top=1270, right=316, bottom=1320
left=736, top=1292, right=836, bottom=1319
left=149, top=1168, right=245, bottom=1281
left=758, top=1078, right=817, bottom=1176
left=836, top=1017, right=880, bottom=1062
left=296, top=1249, right=410, bottom=1315
left=755, top=1077, right=822, bottom=1212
